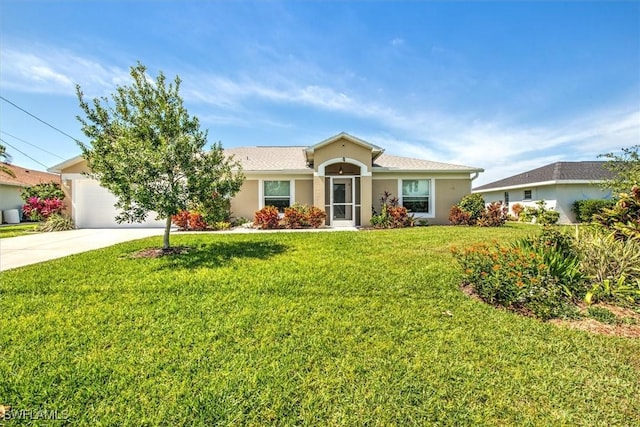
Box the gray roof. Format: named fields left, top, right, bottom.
left=473, top=161, right=614, bottom=191
left=225, top=146, right=482, bottom=173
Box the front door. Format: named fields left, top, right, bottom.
left=332, top=178, right=354, bottom=227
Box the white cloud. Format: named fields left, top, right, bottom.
left=0, top=46, right=130, bottom=97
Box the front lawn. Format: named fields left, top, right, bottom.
left=1, top=225, right=638, bottom=425
left=0, top=223, right=38, bottom=239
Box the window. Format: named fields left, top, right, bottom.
left=524, top=189, right=532, bottom=200
left=263, top=181, right=291, bottom=212
left=401, top=179, right=430, bottom=213
left=504, top=191, right=510, bottom=207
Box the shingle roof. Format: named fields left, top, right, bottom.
left=225, top=146, right=482, bottom=173
left=225, top=147, right=309, bottom=171
left=473, top=161, right=614, bottom=191
left=374, top=153, right=482, bottom=171
left=0, top=163, right=61, bottom=187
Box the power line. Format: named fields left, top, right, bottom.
left=0, top=138, right=51, bottom=170
left=0, top=95, right=82, bottom=144
left=0, top=131, right=67, bottom=160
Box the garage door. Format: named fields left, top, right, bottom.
left=74, top=179, right=165, bottom=228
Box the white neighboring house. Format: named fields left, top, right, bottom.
left=473, top=161, right=614, bottom=224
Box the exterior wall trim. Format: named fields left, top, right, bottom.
left=314, top=157, right=372, bottom=177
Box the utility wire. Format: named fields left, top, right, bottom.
left=0, top=95, right=82, bottom=144
left=0, top=131, right=67, bottom=160
left=0, top=138, right=51, bottom=169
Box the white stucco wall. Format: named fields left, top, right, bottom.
left=0, top=184, right=24, bottom=222
left=476, top=183, right=613, bottom=224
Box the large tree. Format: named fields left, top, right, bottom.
left=0, top=144, right=16, bottom=177
left=599, top=145, right=640, bottom=196
left=76, top=62, right=244, bottom=250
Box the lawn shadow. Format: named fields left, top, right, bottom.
left=154, top=240, right=288, bottom=270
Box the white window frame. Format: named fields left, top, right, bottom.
left=523, top=189, right=532, bottom=201
left=398, top=178, right=434, bottom=218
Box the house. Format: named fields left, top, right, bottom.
left=473, top=161, right=614, bottom=224
left=1, top=162, right=61, bottom=223
left=49, top=132, right=483, bottom=228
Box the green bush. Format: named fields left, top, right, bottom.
left=593, top=185, right=640, bottom=241
left=37, top=214, right=75, bottom=232
left=518, top=200, right=560, bottom=225
left=575, top=227, right=640, bottom=304
left=458, top=193, right=485, bottom=222
left=572, top=199, right=616, bottom=223
left=20, top=182, right=65, bottom=202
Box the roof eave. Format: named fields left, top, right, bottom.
left=473, top=179, right=607, bottom=193
left=48, top=155, right=85, bottom=173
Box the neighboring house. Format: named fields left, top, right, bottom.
left=49, top=132, right=483, bottom=228
left=473, top=161, right=614, bottom=224
left=0, top=162, right=61, bottom=223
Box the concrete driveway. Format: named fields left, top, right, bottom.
left=0, top=228, right=165, bottom=272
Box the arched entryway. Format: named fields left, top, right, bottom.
left=317, top=158, right=369, bottom=227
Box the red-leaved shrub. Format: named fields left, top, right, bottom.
left=254, top=206, right=281, bottom=229
left=22, top=197, right=65, bottom=221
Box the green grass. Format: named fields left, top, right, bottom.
left=1, top=225, right=639, bottom=425
left=0, top=223, right=39, bottom=239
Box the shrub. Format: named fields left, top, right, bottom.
left=449, top=196, right=507, bottom=227
left=449, top=205, right=471, bottom=225
left=452, top=227, right=586, bottom=320
left=254, top=206, right=281, bottom=229
left=476, top=202, right=508, bottom=227
left=170, top=210, right=208, bottom=231
left=518, top=200, right=559, bottom=225
left=575, top=227, right=640, bottom=304
left=307, top=206, right=327, bottom=228
left=37, top=213, right=75, bottom=232
left=572, top=199, right=616, bottom=223
left=511, top=203, right=524, bottom=219
left=210, top=221, right=231, bottom=231
left=370, top=192, right=413, bottom=228
left=593, top=185, right=640, bottom=241
left=281, top=204, right=327, bottom=229
left=22, top=197, right=65, bottom=221
left=21, top=182, right=65, bottom=202
left=458, top=193, right=485, bottom=222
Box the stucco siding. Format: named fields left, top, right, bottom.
left=372, top=179, right=397, bottom=215
left=230, top=180, right=259, bottom=220
left=0, top=184, right=24, bottom=221
left=295, top=179, right=314, bottom=206
left=434, top=179, right=471, bottom=225
left=313, top=138, right=372, bottom=173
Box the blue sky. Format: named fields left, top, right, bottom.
left=1, top=1, right=638, bottom=186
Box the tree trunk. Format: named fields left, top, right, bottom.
left=163, top=216, right=172, bottom=250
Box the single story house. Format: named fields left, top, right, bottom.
left=49, top=132, right=484, bottom=228
left=473, top=161, right=614, bottom=224
left=1, top=162, right=61, bottom=223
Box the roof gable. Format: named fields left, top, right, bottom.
left=474, top=161, right=614, bottom=191
left=304, top=132, right=384, bottom=165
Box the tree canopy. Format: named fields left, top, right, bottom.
left=600, top=145, right=640, bottom=196
left=76, top=62, right=244, bottom=249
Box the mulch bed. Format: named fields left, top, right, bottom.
left=131, top=246, right=190, bottom=258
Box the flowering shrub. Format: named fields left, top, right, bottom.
left=452, top=228, right=585, bottom=319
left=22, top=197, right=65, bottom=221
left=254, top=206, right=281, bottom=229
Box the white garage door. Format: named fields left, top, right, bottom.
left=74, top=179, right=165, bottom=228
